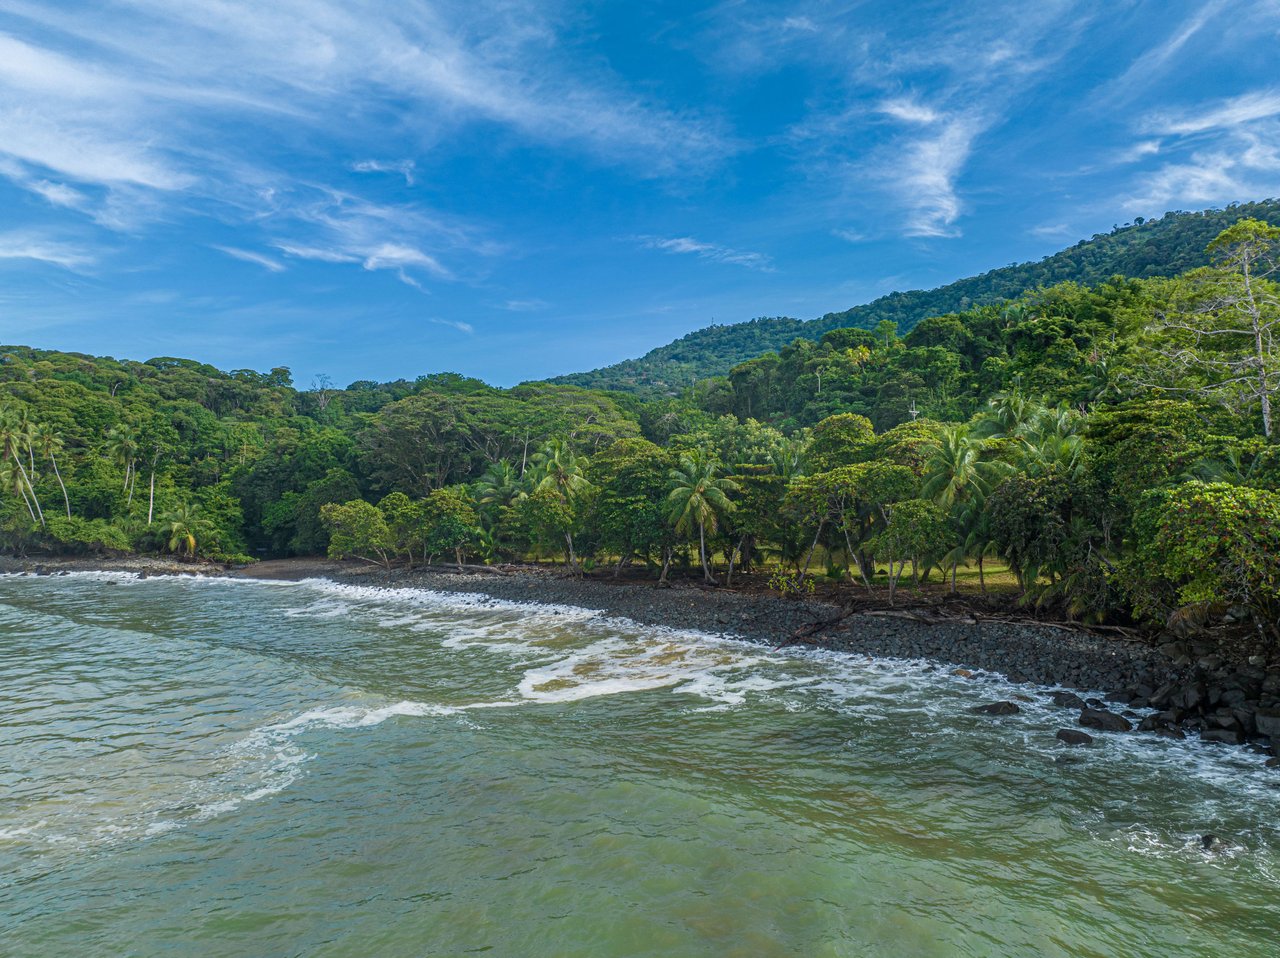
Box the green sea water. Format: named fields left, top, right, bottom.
left=1, top=573, right=1277, bottom=957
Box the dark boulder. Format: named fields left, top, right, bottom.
left=1255, top=707, right=1280, bottom=740
left=971, top=701, right=1021, bottom=716
left=1051, top=691, right=1086, bottom=710
left=1154, top=726, right=1187, bottom=740
left=1056, top=728, right=1093, bottom=746
left=1080, top=708, right=1132, bottom=732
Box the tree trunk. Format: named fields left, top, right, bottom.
left=14, top=457, right=43, bottom=526
left=698, top=521, right=716, bottom=584
left=455, top=546, right=464, bottom=571
left=659, top=545, right=671, bottom=584
left=950, top=559, right=958, bottom=594
left=564, top=531, right=580, bottom=575
left=978, top=555, right=986, bottom=594
left=799, top=520, right=825, bottom=583
left=51, top=453, right=71, bottom=518
left=726, top=533, right=745, bottom=587
left=147, top=468, right=157, bottom=525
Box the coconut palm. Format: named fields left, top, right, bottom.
left=105, top=424, right=140, bottom=504
left=34, top=425, right=72, bottom=519
left=0, top=405, right=43, bottom=526
left=158, top=503, right=212, bottom=559
left=528, top=440, right=594, bottom=572
left=473, top=460, right=525, bottom=526
left=666, top=450, right=739, bottom=584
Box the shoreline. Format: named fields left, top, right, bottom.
left=3, top=554, right=1278, bottom=765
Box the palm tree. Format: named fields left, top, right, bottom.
left=105, top=424, right=140, bottom=505
left=666, top=450, right=739, bottom=584
left=0, top=460, right=36, bottom=524
left=528, top=439, right=594, bottom=572
left=473, top=460, right=525, bottom=526
left=921, top=425, right=1010, bottom=591
left=158, top=503, right=211, bottom=559
left=34, top=425, right=72, bottom=519
left=0, top=405, right=43, bottom=526
left=974, top=391, right=1042, bottom=441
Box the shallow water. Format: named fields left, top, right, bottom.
left=1, top=573, right=1277, bottom=957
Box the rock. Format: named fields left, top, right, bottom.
left=1105, top=690, right=1131, bottom=704
left=1200, top=727, right=1246, bottom=746
left=1051, top=691, right=1086, bottom=710
left=951, top=668, right=974, bottom=678
left=1056, top=728, right=1093, bottom=746
left=971, top=701, right=1021, bottom=716
left=1006, top=670, right=1029, bottom=684
left=1254, top=707, right=1280, bottom=739
left=1201, top=834, right=1232, bottom=852
left=1013, top=694, right=1034, bottom=703
left=1266, top=757, right=1280, bottom=769
left=1149, top=682, right=1177, bottom=708
left=1173, top=682, right=1206, bottom=710
left=1154, top=727, right=1186, bottom=740
left=1085, top=697, right=1107, bottom=710
left=1248, top=655, right=1266, bottom=667
left=1080, top=708, right=1132, bottom=732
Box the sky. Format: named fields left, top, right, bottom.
left=1, top=0, right=1279, bottom=388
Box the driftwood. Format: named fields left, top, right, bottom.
left=773, top=611, right=850, bottom=652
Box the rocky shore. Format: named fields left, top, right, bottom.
left=3, top=554, right=1278, bottom=765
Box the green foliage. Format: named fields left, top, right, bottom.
left=1124, top=482, right=1280, bottom=636
left=320, top=499, right=394, bottom=567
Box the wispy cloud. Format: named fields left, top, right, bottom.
left=429, top=317, right=474, bottom=334
left=352, top=159, right=416, bottom=185
left=891, top=116, right=986, bottom=238
left=1147, top=89, right=1280, bottom=135
left=213, top=245, right=286, bottom=272
left=637, top=235, right=774, bottom=271
left=0, top=231, right=95, bottom=270
left=1122, top=86, right=1280, bottom=214
left=498, top=298, right=550, bottom=312
left=880, top=98, right=939, bottom=125
left=1105, top=0, right=1231, bottom=103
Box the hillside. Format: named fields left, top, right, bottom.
left=549, top=201, right=1280, bottom=394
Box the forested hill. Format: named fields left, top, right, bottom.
left=549, top=201, right=1280, bottom=394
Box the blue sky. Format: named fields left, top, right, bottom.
left=2, top=0, right=1279, bottom=387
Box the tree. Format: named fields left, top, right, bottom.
left=1124, top=481, right=1280, bottom=641
left=803, top=413, right=875, bottom=473
left=666, top=450, right=739, bottom=583
left=320, top=500, right=394, bottom=568
left=157, top=502, right=213, bottom=559
left=871, top=500, right=948, bottom=604
left=528, top=439, right=594, bottom=573
left=33, top=424, right=72, bottom=519
left=1144, top=219, right=1280, bottom=436
left=422, top=485, right=482, bottom=568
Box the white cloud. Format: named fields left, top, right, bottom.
left=880, top=98, right=939, bottom=125
left=498, top=298, right=549, bottom=312
left=832, top=228, right=866, bottom=243
left=891, top=116, right=985, bottom=238
left=213, top=245, right=286, bottom=272
left=361, top=243, right=450, bottom=279
left=352, top=159, right=416, bottom=185
left=638, top=235, right=774, bottom=271
left=0, top=231, right=95, bottom=270
left=1029, top=222, right=1074, bottom=239
left=429, top=317, right=474, bottom=334
left=1148, top=89, right=1280, bottom=135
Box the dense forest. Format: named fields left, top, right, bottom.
left=553, top=201, right=1280, bottom=394
left=2, top=214, right=1278, bottom=639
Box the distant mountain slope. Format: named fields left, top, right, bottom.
left=549, top=201, right=1280, bottom=394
